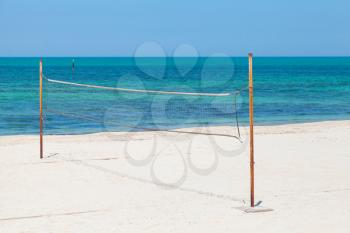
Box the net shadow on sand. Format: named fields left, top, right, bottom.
left=46, top=152, right=248, bottom=205
left=0, top=209, right=108, bottom=222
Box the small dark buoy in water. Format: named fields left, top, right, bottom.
left=72, top=58, right=75, bottom=73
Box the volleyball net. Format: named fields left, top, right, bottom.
left=41, top=73, right=247, bottom=139
left=38, top=54, right=259, bottom=209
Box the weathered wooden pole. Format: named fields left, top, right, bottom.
left=248, top=53, right=254, bottom=207
left=39, top=59, right=43, bottom=159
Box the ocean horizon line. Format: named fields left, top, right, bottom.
left=1, top=56, right=350, bottom=58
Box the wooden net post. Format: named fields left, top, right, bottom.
left=39, top=59, right=43, bottom=159
left=248, top=53, right=254, bottom=207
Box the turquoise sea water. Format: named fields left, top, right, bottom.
left=0, top=57, right=349, bottom=135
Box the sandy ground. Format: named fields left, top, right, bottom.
left=0, top=120, right=350, bottom=233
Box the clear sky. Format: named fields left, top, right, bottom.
left=0, top=0, right=349, bottom=56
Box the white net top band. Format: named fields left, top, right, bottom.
left=45, top=77, right=232, bottom=97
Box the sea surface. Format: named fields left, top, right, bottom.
left=0, top=57, right=349, bottom=135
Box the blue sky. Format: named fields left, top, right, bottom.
left=0, top=0, right=349, bottom=56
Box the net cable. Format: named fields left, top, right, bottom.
left=44, top=76, right=232, bottom=97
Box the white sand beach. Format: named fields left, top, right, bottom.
left=0, top=120, right=349, bottom=233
